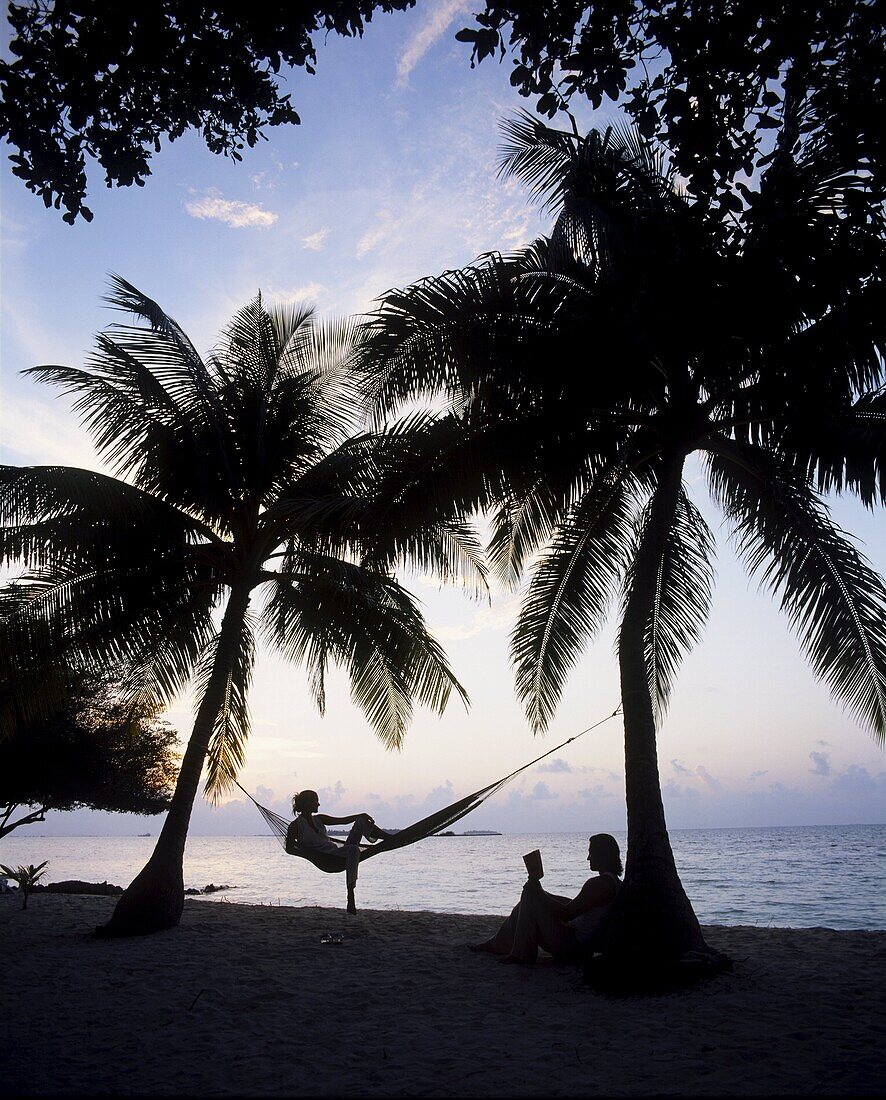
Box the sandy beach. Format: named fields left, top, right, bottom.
left=2, top=893, right=883, bottom=1098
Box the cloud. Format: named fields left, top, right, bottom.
left=695, top=765, right=721, bottom=791
left=395, top=0, right=469, bottom=88
left=577, top=783, right=618, bottom=803
left=266, top=282, right=327, bottom=305
left=809, top=750, right=831, bottom=777
left=356, top=211, right=396, bottom=259
left=537, top=757, right=572, bottom=774
left=185, top=189, right=277, bottom=229
left=434, top=598, right=520, bottom=641
left=831, top=764, right=881, bottom=795
left=250, top=171, right=276, bottom=191
left=529, top=781, right=557, bottom=801
left=316, top=780, right=347, bottom=807
left=301, top=227, right=331, bottom=251
left=0, top=390, right=106, bottom=470
left=749, top=770, right=768, bottom=780
left=671, top=759, right=694, bottom=777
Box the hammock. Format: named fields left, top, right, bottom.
left=237, top=706, right=621, bottom=874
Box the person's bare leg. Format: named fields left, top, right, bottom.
left=345, top=843, right=360, bottom=913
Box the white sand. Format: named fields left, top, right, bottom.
left=2, top=894, right=883, bottom=1097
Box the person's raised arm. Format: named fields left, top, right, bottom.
left=559, top=876, right=618, bottom=921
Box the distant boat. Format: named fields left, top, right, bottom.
left=137, top=833, right=151, bottom=837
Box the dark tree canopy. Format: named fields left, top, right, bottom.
left=456, top=1, right=885, bottom=213
left=0, top=1, right=415, bottom=222
left=4, top=1, right=882, bottom=223
left=0, top=671, right=180, bottom=835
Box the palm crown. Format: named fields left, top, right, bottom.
left=359, top=114, right=885, bottom=965
left=0, top=280, right=479, bottom=934
left=363, top=113, right=886, bottom=741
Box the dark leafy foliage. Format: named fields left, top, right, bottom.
left=0, top=1, right=415, bottom=222
left=456, top=1, right=886, bottom=216
left=0, top=670, right=179, bottom=836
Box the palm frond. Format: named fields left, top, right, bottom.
left=779, top=388, right=886, bottom=506
left=197, top=613, right=256, bottom=800
left=260, top=556, right=467, bottom=749
left=498, top=111, right=578, bottom=215
left=359, top=254, right=542, bottom=419
left=707, top=442, right=886, bottom=742
left=0, top=465, right=221, bottom=568
left=263, top=411, right=493, bottom=594
left=624, top=488, right=715, bottom=725
left=512, top=469, right=642, bottom=732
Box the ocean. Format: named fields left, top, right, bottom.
left=2, top=823, right=883, bottom=929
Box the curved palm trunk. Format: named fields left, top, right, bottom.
left=96, top=585, right=251, bottom=937
left=601, top=454, right=728, bottom=980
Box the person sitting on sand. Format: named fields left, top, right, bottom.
left=286, top=789, right=393, bottom=913
left=469, top=833, right=623, bottom=964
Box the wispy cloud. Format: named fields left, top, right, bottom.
left=809, top=750, right=831, bottom=777
left=395, top=0, right=470, bottom=89
left=537, top=757, right=572, bottom=774
left=302, top=227, right=331, bottom=251
left=356, top=211, right=396, bottom=259
left=185, top=189, right=278, bottom=229
left=266, top=282, right=327, bottom=305
left=434, top=598, right=520, bottom=641
left=0, top=390, right=105, bottom=470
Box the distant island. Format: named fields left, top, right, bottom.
left=433, top=829, right=502, bottom=837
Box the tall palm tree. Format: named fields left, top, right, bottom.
left=0, top=279, right=478, bottom=937
left=359, top=114, right=886, bottom=975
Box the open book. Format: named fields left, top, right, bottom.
left=523, top=849, right=544, bottom=880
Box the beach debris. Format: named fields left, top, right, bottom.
left=320, top=932, right=344, bottom=945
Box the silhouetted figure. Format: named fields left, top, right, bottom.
left=286, top=790, right=392, bottom=913
left=469, top=833, right=622, bottom=964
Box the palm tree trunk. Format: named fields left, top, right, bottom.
left=96, top=584, right=251, bottom=937
left=600, top=453, right=728, bottom=980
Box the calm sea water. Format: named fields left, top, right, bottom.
left=3, top=824, right=883, bottom=929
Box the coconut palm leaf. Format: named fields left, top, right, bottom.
left=625, top=487, right=716, bottom=724
left=198, top=613, right=256, bottom=799
left=260, top=554, right=467, bottom=749
left=512, top=468, right=642, bottom=732
left=707, top=442, right=886, bottom=741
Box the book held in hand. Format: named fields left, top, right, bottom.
left=523, top=849, right=544, bottom=879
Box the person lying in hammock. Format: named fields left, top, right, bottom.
left=468, top=833, right=623, bottom=964
left=286, top=790, right=393, bottom=913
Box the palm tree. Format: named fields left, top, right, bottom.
left=359, top=115, right=886, bottom=977
left=0, top=279, right=478, bottom=937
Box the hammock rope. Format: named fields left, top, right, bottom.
left=237, top=704, right=622, bottom=871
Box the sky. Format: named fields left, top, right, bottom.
left=1, top=0, right=884, bottom=837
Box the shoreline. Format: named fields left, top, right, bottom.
left=3, top=895, right=884, bottom=1097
